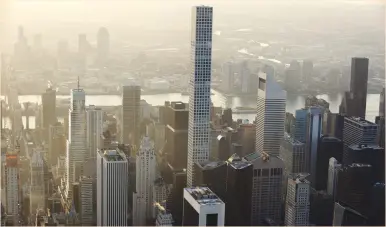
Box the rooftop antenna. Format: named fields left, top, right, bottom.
left=77, top=74, right=80, bottom=89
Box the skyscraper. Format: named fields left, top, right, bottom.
left=182, top=187, right=225, bottom=226
left=375, top=116, right=385, bottom=148
left=121, top=80, right=141, bottom=147
left=294, top=108, right=308, bottom=143
left=221, top=62, right=234, bottom=92
left=187, top=6, right=213, bottom=187
left=78, top=176, right=94, bottom=226
left=285, top=174, right=310, bottom=226
left=66, top=87, right=87, bottom=201
left=342, top=117, right=378, bottom=153
left=327, top=157, right=341, bottom=200
left=41, top=87, right=56, bottom=137
left=96, top=148, right=128, bottom=226
left=379, top=87, right=385, bottom=117
left=255, top=71, right=287, bottom=156
left=339, top=58, right=369, bottom=118
left=96, top=27, right=110, bottom=64
left=133, top=137, right=156, bottom=226
left=86, top=105, right=103, bottom=158
left=280, top=133, right=306, bottom=176
left=30, top=151, right=45, bottom=213
left=243, top=152, right=284, bottom=225
left=5, top=152, right=19, bottom=220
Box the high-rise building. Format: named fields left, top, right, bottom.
left=255, top=71, right=287, bottom=156
left=302, top=60, right=313, bottom=82
left=96, top=27, right=110, bottom=64
left=285, top=112, right=296, bottom=136
left=332, top=202, right=368, bottom=226
left=221, top=62, right=234, bottom=92
left=379, top=87, right=385, bottom=117
left=96, top=148, right=128, bottom=226
left=315, top=136, right=343, bottom=190
left=294, top=108, right=308, bottom=143
left=225, top=154, right=253, bottom=226
left=121, top=80, right=141, bottom=147
left=193, top=161, right=227, bottom=200
left=323, top=112, right=344, bottom=140
left=342, top=117, right=378, bottom=153
left=133, top=137, right=156, bottom=225
left=280, top=133, right=306, bottom=176
left=164, top=102, right=188, bottom=169
left=327, top=157, right=341, bottom=200
left=187, top=6, right=213, bottom=187
left=339, top=58, right=369, bottom=118
left=41, top=87, right=56, bottom=136
left=78, top=34, right=89, bottom=55
left=237, top=124, right=256, bottom=157
left=375, top=116, right=385, bottom=148
left=48, top=122, right=65, bottom=166
left=182, top=187, right=225, bottom=226
left=5, top=152, right=19, bottom=220
left=240, top=61, right=250, bottom=93
left=66, top=88, right=87, bottom=201
left=30, top=151, right=45, bottom=213
left=78, top=176, right=94, bottom=226
left=309, top=190, right=334, bottom=226
left=368, top=183, right=385, bottom=226
left=336, top=164, right=373, bottom=217
left=165, top=168, right=186, bottom=226
left=243, top=152, right=284, bottom=225
left=305, top=95, right=329, bottom=109
left=86, top=105, right=103, bottom=159
left=285, top=174, right=310, bottom=226
left=155, top=203, right=173, bottom=226
left=344, top=144, right=384, bottom=183
left=305, top=106, right=324, bottom=185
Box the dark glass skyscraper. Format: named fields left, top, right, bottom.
left=41, top=87, right=56, bottom=130
left=375, top=116, right=385, bottom=148
left=342, top=117, right=378, bottom=153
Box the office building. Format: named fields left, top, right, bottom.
left=240, top=61, right=250, bottom=93
left=5, top=152, right=19, bottom=218
left=164, top=102, right=188, bottom=169
left=243, top=152, right=284, bottom=225
left=336, top=164, right=372, bottom=217
left=305, top=106, right=324, bottom=185
left=182, top=187, right=225, bottom=226
left=294, top=108, right=308, bottom=143
left=309, top=190, right=334, bottom=226
left=155, top=203, right=173, bottom=226
left=379, top=87, right=385, bottom=117
left=152, top=178, right=172, bottom=218
left=121, top=80, right=141, bottom=147
left=285, top=112, right=296, bottom=136
left=255, top=71, right=287, bottom=156
left=302, top=60, right=313, bottom=82
left=305, top=95, right=329, bottom=109
left=30, top=151, right=45, bottom=213
left=327, top=157, right=341, bottom=200
left=221, top=62, right=234, bottom=92
left=41, top=87, right=56, bottom=134
left=280, top=133, right=306, bottom=176
left=48, top=122, right=66, bottom=166
left=237, top=124, right=256, bottom=157
left=96, top=148, right=128, bottom=226
left=78, top=176, right=94, bottom=226
left=342, top=117, right=378, bottom=153
left=323, top=112, right=344, bottom=140
left=332, top=202, right=368, bottom=226
left=66, top=87, right=87, bottom=201
left=344, top=144, right=384, bottom=183
left=133, top=137, right=156, bottom=226
left=193, top=161, right=227, bottom=200
left=86, top=105, right=103, bottom=158
left=375, top=116, right=385, bottom=148
left=339, top=58, right=369, bottom=118
left=165, top=168, right=186, bottom=226
left=187, top=6, right=213, bottom=187
left=96, top=27, right=110, bottom=64
left=368, top=183, right=385, bottom=226
left=225, top=154, right=253, bottom=226
left=315, top=136, right=343, bottom=190
left=285, top=174, right=310, bottom=226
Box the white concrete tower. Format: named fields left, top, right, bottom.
left=96, top=148, right=128, bottom=226
left=86, top=105, right=103, bottom=158
left=30, top=151, right=45, bottom=213
left=133, top=137, right=156, bottom=226
left=66, top=87, right=87, bottom=201
left=255, top=71, right=287, bottom=156
left=285, top=174, right=310, bottom=226
left=187, top=5, right=213, bottom=187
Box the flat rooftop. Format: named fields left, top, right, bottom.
left=283, top=132, right=304, bottom=145
left=99, top=149, right=125, bottom=162
left=349, top=144, right=383, bottom=150
left=346, top=117, right=377, bottom=126
left=196, top=161, right=226, bottom=170
left=185, top=187, right=223, bottom=205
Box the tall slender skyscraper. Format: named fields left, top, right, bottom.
left=121, top=79, right=141, bottom=147
left=187, top=6, right=213, bottom=187
left=96, top=27, right=110, bottom=64
left=133, top=137, right=156, bottom=226
left=86, top=105, right=103, bottom=158
left=41, top=87, right=56, bottom=139
left=66, top=87, right=87, bottom=201
left=255, top=71, right=287, bottom=156
left=379, top=87, right=385, bottom=117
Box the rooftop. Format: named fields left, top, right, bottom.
left=346, top=117, right=377, bottom=126
left=185, top=187, right=223, bottom=205
left=283, top=132, right=304, bottom=145
left=349, top=144, right=383, bottom=150
left=99, top=148, right=125, bottom=162
left=196, top=161, right=226, bottom=170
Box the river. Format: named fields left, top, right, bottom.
left=1, top=90, right=381, bottom=129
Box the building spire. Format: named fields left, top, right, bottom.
left=77, top=74, right=80, bottom=89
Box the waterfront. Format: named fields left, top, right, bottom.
left=1, top=90, right=380, bottom=129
